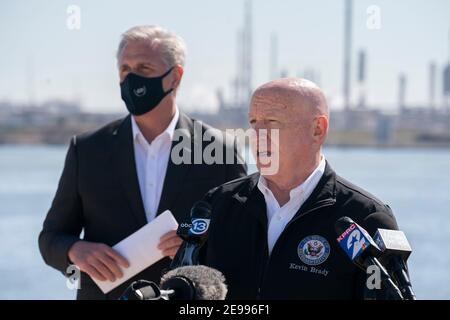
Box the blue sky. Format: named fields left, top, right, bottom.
left=0, top=0, right=449, bottom=113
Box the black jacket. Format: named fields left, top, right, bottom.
left=199, top=161, right=401, bottom=300
left=38, top=113, right=247, bottom=300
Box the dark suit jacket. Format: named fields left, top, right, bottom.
left=38, top=112, right=247, bottom=300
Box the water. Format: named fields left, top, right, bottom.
left=0, top=145, right=449, bottom=300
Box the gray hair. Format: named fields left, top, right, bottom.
left=116, top=25, right=187, bottom=67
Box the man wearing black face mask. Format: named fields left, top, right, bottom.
left=38, top=25, right=247, bottom=300
left=120, top=66, right=175, bottom=116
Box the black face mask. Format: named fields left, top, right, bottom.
left=120, top=67, right=174, bottom=116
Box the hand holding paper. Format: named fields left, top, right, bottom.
left=93, top=210, right=179, bottom=293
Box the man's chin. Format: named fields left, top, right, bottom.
left=256, top=161, right=280, bottom=176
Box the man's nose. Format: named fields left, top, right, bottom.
left=255, top=128, right=271, bottom=140
left=253, top=127, right=270, bottom=144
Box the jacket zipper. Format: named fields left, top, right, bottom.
left=256, top=199, right=336, bottom=299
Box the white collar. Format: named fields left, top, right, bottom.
left=131, top=106, right=179, bottom=143
left=257, top=155, right=326, bottom=202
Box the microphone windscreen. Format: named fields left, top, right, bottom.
left=160, top=265, right=227, bottom=300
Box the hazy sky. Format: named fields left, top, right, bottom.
left=0, top=0, right=449, bottom=113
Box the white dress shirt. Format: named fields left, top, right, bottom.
left=257, top=155, right=326, bottom=255
left=131, top=108, right=179, bottom=223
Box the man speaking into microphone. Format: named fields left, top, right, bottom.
left=197, top=78, right=411, bottom=299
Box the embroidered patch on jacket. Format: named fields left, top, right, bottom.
left=297, top=235, right=330, bottom=266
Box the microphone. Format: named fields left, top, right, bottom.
left=119, top=280, right=163, bottom=300
left=160, top=265, right=227, bottom=300
left=373, top=228, right=416, bottom=300
left=170, top=201, right=212, bottom=269
left=335, top=217, right=404, bottom=300
left=119, top=265, right=226, bottom=300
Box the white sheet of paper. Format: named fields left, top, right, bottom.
left=93, top=210, right=179, bottom=294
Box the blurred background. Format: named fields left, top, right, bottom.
left=0, top=0, right=449, bottom=299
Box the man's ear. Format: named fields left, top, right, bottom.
left=171, top=65, right=184, bottom=88
left=313, top=115, right=329, bottom=144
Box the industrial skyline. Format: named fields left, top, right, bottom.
left=214, top=0, right=450, bottom=115
left=1, top=0, right=449, bottom=113
left=2, top=0, right=450, bottom=147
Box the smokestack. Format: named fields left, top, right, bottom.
left=234, top=0, right=253, bottom=108
left=429, top=62, right=436, bottom=110
left=444, top=64, right=450, bottom=112
left=234, top=29, right=243, bottom=107
left=399, top=74, right=407, bottom=112
left=358, top=50, right=366, bottom=83
left=357, top=49, right=367, bottom=109
left=343, top=0, right=353, bottom=111
left=243, top=0, right=253, bottom=105
left=445, top=29, right=450, bottom=112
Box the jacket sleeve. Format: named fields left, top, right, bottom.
left=38, top=136, right=83, bottom=274
left=353, top=206, right=409, bottom=300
